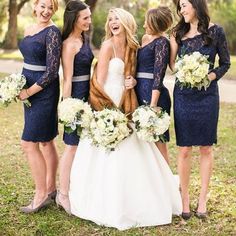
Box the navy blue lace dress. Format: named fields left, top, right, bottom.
left=63, top=38, right=94, bottom=145
left=19, top=25, right=62, bottom=142
left=174, top=25, right=230, bottom=146
left=135, top=36, right=171, bottom=141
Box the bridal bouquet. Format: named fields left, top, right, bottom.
left=132, top=105, right=170, bottom=142
left=58, top=97, right=93, bottom=136
left=89, top=108, right=132, bottom=151
left=175, top=51, right=210, bottom=90
left=0, top=73, right=31, bottom=107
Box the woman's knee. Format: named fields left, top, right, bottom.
left=21, top=140, right=38, bottom=153
left=179, top=146, right=192, bottom=158
left=199, top=146, right=213, bottom=157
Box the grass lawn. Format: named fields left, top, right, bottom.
left=0, top=102, right=235, bottom=236
left=224, top=55, right=236, bottom=80
left=0, top=49, right=23, bottom=61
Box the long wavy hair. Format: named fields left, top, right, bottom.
left=104, top=8, right=140, bottom=77
left=62, top=0, right=89, bottom=41
left=172, top=0, right=212, bottom=45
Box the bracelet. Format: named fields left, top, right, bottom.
left=25, top=89, right=31, bottom=97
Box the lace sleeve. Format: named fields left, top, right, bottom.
left=36, top=27, right=62, bottom=88
left=211, top=26, right=230, bottom=80
left=153, top=38, right=169, bottom=90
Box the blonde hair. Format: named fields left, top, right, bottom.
left=104, top=8, right=139, bottom=77
left=146, top=6, right=173, bottom=34
left=33, top=0, right=59, bottom=16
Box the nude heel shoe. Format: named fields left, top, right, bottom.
left=55, top=191, right=71, bottom=215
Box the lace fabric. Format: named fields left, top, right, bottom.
left=178, top=25, right=230, bottom=81
left=37, top=27, right=62, bottom=88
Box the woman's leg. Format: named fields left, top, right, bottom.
left=178, top=146, right=192, bottom=213
left=198, top=145, right=213, bottom=213
left=21, top=140, right=48, bottom=207
left=41, top=140, right=58, bottom=194
left=155, top=142, right=169, bottom=164
left=57, top=144, right=77, bottom=212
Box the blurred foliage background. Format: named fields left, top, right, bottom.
left=0, top=0, right=235, bottom=54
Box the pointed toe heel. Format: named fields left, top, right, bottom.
left=20, top=196, right=51, bottom=214
left=195, top=211, right=208, bottom=219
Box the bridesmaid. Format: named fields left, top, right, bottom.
left=170, top=0, right=230, bottom=220
left=18, top=0, right=61, bottom=213
left=135, top=6, right=173, bottom=163
left=56, top=0, right=94, bottom=214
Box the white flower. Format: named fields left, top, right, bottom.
left=58, top=98, right=93, bottom=135
left=175, top=52, right=210, bottom=90
left=88, top=108, right=131, bottom=151
left=0, top=73, right=30, bottom=107
left=132, top=105, right=170, bottom=142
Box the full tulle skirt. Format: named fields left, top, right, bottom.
left=69, top=131, right=182, bottom=230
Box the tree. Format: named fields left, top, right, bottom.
left=63, top=0, right=97, bottom=12
left=0, top=1, right=7, bottom=39
left=3, top=0, right=30, bottom=49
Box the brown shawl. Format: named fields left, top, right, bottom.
left=89, top=63, right=138, bottom=115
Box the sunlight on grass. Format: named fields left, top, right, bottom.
left=226, top=55, right=236, bottom=79
left=0, top=50, right=23, bottom=61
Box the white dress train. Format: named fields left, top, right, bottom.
left=69, top=58, right=182, bottom=230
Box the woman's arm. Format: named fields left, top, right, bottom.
left=35, top=27, right=62, bottom=90
left=96, top=41, right=112, bottom=87
left=169, top=34, right=178, bottom=72
left=61, top=41, right=77, bottom=98
left=150, top=38, right=169, bottom=107
left=209, top=26, right=231, bottom=81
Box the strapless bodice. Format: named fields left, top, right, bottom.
left=104, top=58, right=125, bottom=106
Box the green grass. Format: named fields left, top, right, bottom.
left=0, top=49, right=23, bottom=61
left=0, top=72, right=8, bottom=78
left=0, top=102, right=235, bottom=235
left=225, top=55, right=236, bottom=80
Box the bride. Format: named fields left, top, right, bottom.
left=69, top=8, right=182, bottom=230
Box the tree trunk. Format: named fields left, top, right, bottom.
left=3, top=0, right=30, bottom=49
left=3, top=0, right=18, bottom=49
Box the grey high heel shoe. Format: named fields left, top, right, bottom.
left=55, top=191, right=71, bottom=215
left=20, top=196, right=51, bottom=214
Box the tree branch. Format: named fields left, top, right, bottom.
left=17, top=0, right=30, bottom=14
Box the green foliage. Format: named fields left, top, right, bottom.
left=0, top=101, right=236, bottom=235
left=210, top=0, right=236, bottom=54
left=91, top=11, right=106, bottom=48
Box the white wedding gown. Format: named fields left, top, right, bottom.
left=69, top=58, right=182, bottom=230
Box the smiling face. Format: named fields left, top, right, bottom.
left=179, top=0, right=197, bottom=23
left=75, top=8, right=91, bottom=32
left=108, top=11, right=125, bottom=36
left=34, top=0, right=54, bottom=24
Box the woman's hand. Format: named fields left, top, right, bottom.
left=150, top=105, right=161, bottom=113
left=208, top=72, right=216, bottom=81
left=18, top=89, right=30, bottom=101
left=125, top=75, right=137, bottom=89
